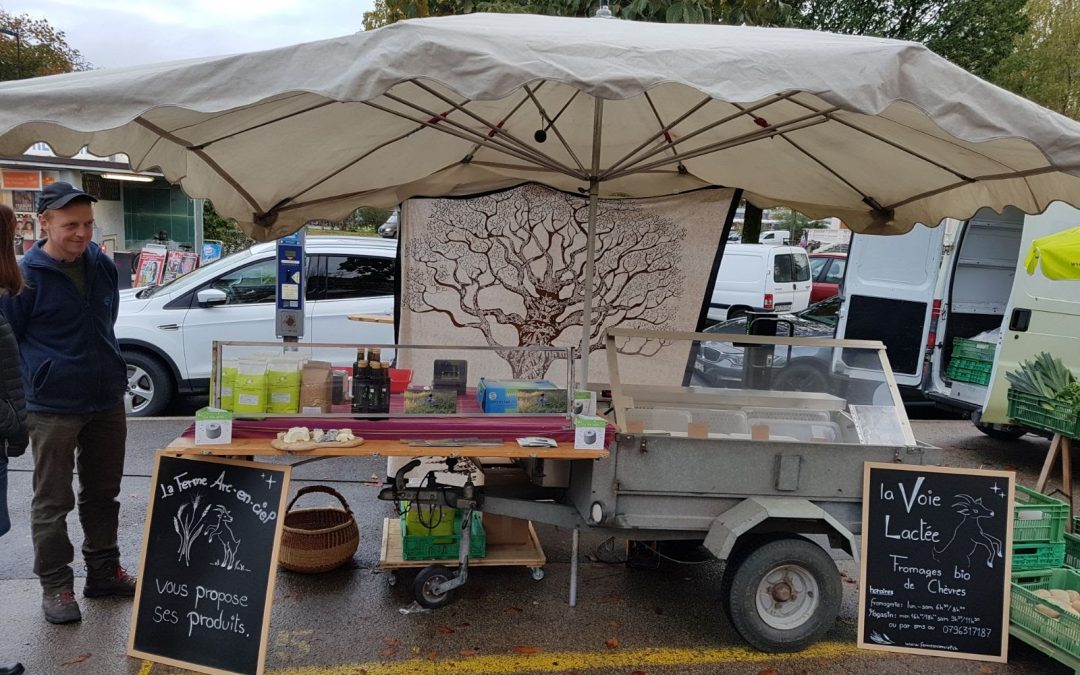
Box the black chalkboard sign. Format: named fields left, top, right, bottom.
left=128, top=453, right=290, bottom=675
left=858, top=462, right=1014, bottom=663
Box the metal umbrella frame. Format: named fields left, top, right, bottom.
left=4, top=14, right=1080, bottom=380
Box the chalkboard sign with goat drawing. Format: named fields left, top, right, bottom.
left=858, top=462, right=1014, bottom=663
left=129, top=453, right=290, bottom=675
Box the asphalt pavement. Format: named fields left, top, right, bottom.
left=0, top=417, right=1073, bottom=675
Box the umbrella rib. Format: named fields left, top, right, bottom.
left=405, top=80, right=583, bottom=178
left=461, top=87, right=540, bottom=161
left=602, top=92, right=795, bottom=179
left=642, top=91, right=685, bottom=170
left=521, top=84, right=587, bottom=174
left=133, top=118, right=263, bottom=215
left=728, top=101, right=871, bottom=204
left=165, top=91, right=313, bottom=136
left=363, top=98, right=572, bottom=176
left=605, top=112, right=834, bottom=181
left=189, top=101, right=337, bottom=150
left=885, top=165, right=1064, bottom=211
left=786, top=94, right=1009, bottom=178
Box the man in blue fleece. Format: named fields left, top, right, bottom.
left=0, top=182, right=134, bottom=624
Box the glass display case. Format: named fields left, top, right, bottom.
left=209, top=341, right=575, bottom=419
left=604, top=327, right=916, bottom=446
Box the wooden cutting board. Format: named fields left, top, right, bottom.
left=269, top=437, right=365, bottom=452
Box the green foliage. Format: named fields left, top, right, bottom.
left=796, top=0, right=1029, bottom=80
left=363, top=0, right=797, bottom=28
left=773, top=206, right=828, bottom=242
left=306, top=206, right=392, bottom=234
left=992, top=0, right=1080, bottom=120
left=202, top=201, right=254, bottom=254
left=0, top=10, right=91, bottom=81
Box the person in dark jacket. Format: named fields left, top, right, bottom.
left=0, top=183, right=135, bottom=626
left=0, top=204, right=28, bottom=675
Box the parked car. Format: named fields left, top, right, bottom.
left=116, top=236, right=397, bottom=416
left=378, top=210, right=399, bottom=238
left=693, top=296, right=839, bottom=391
left=808, top=252, right=847, bottom=302
left=707, top=244, right=812, bottom=323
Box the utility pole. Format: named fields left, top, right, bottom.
left=0, top=27, right=21, bottom=79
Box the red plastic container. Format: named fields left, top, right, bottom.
left=388, top=368, right=413, bottom=394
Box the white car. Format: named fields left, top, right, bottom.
left=707, top=244, right=812, bottom=323
left=117, top=236, right=397, bottom=416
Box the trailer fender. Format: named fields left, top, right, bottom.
left=703, top=497, right=858, bottom=562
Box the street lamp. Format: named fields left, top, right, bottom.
left=0, top=27, right=22, bottom=80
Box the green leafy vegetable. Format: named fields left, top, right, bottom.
left=1006, top=352, right=1077, bottom=405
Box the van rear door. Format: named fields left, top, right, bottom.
left=981, top=202, right=1080, bottom=424
left=837, top=224, right=947, bottom=387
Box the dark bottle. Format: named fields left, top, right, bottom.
left=378, top=361, right=392, bottom=413
left=367, top=361, right=384, bottom=415
left=351, top=353, right=370, bottom=415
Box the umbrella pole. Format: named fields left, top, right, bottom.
left=579, top=98, right=604, bottom=390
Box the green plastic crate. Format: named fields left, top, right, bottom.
left=1008, top=389, right=1080, bottom=438
left=1065, top=532, right=1080, bottom=569
left=401, top=511, right=486, bottom=561
left=1014, top=485, right=1069, bottom=544
left=1013, top=541, right=1066, bottom=571
left=1011, top=568, right=1080, bottom=658
left=952, top=337, right=996, bottom=362
left=946, top=357, right=992, bottom=385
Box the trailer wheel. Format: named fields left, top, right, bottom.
left=414, top=565, right=455, bottom=609
left=727, top=538, right=840, bottom=652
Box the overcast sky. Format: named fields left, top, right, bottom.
left=2, top=0, right=376, bottom=69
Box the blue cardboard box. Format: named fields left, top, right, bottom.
left=477, top=378, right=564, bottom=414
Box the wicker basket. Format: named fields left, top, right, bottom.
left=279, top=486, right=359, bottom=574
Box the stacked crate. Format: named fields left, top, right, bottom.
left=1012, top=485, right=1069, bottom=571
left=1010, top=488, right=1077, bottom=670
left=946, top=337, right=995, bottom=386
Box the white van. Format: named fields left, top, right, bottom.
left=759, top=229, right=792, bottom=246
left=707, top=244, right=812, bottom=323
left=839, top=202, right=1080, bottom=438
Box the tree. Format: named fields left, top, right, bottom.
left=203, top=202, right=254, bottom=254
left=992, top=0, right=1080, bottom=120
left=365, top=0, right=794, bottom=29
left=796, top=0, right=1029, bottom=80
left=405, top=185, right=684, bottom=377
left=0, top=11, right=91, bottom=81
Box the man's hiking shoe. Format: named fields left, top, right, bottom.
left=43, top=591, right=81, bottom=624
left=84, top=563, right=137, bottom=598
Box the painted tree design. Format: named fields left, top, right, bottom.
left=404, top=184, right=685, bottom=378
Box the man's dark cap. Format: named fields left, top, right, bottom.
left=36, top=181, right=97, bottom=214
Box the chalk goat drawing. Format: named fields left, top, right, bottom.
left=173, top=495, right=211, bottom=567
left=205, top=505, right=246, bottom=571
left=869, top=631, right=895, bottom=645
left=933, top=494, right=1003, bottom=569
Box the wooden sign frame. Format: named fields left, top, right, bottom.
left=128, top=453, right=291, bottom=675
left=857, top=462, right=1014, bottom=663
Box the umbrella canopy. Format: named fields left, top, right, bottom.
left=1024, top=226, right=1080, bottom=280
left=2, top=13, right=1080, bottom=240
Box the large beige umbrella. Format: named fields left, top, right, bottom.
left=3, top=13, right=1080, bottom=375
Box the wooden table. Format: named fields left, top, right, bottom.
left=1035, top=433, right=1075, bottom=531
left=166, top=435, right=609, bottom=459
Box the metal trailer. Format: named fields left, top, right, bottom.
left=381, top=328, right=944, bottom=653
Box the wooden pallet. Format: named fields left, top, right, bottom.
left=378, top=514, right=545, bottom=570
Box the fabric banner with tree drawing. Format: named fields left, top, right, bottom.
left=399, top=184, right=734, bottom=387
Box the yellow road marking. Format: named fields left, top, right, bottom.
left=272, top=641, right=862, bottom=675
left=137, top=660, right=155, bottom=675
